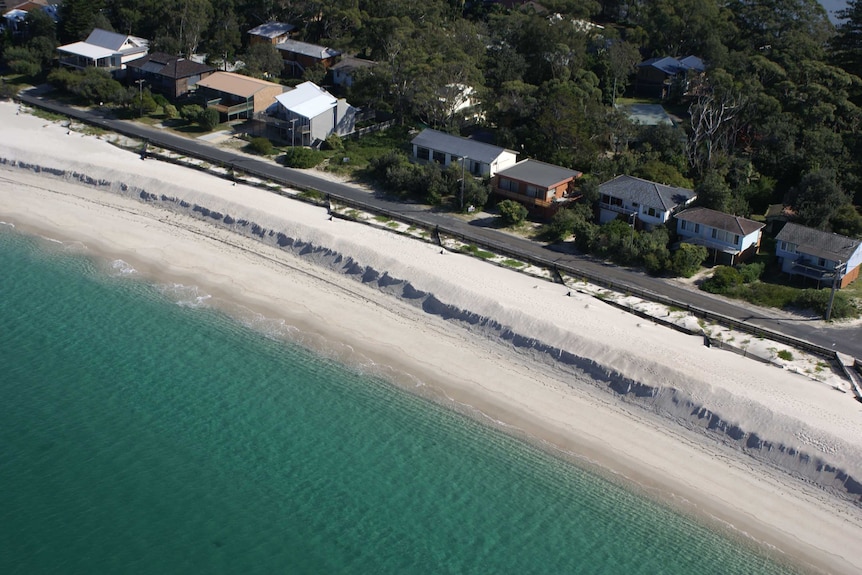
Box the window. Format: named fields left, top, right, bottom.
left=432, top=150, right=445, bottom=164
left=647, top=207, right=657, bottom=217
left=499, top=177, right=516, bottom=192
left=734, top=235, right=740, bottom=245
left=818, top=258, right=826, bottom=267
left=711, top=229, right=718, bottom=239
left=526, top=185, right=540, bottom=198
left=416, top=147, right=430, bottom=161
left=694, top=223, right=700, bottom=233
left=680, top=220, right=687, bottom=231
left=780, top=241, right=787, bottom=251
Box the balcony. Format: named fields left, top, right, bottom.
left=599, top=201, right=636, bottom=216
left=494, top=187, right=553, bottom=208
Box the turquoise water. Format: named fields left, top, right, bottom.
left=0, top=226, right=801, bottom=575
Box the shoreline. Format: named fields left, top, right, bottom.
left=2, top=102, right=862, bottom=574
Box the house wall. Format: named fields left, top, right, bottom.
left=840, top=264, right=860, bottom=288
left=252, top=84, right=285, bottom=114
left=250, top=34, right=290, bottom=46
left=309, top=109, right=335, bottom=143
left=635, top=68, right=668, bottom=98
left=334, top=100, right=356, bottom=136
left=599, top=194, right=667, bottom=229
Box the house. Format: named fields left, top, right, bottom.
left=675, top=207, right=765, bottom=265
left=275, top=39, right=341, bottom=76
left=493, top=159, right=582, bottom=218
left=2, top=0, right=58, bottom=35
left=635, top=55, right=704, bottom=99
left=598, top=175, right=696, bottom=230
left=330, top=55, right=376, bottom=88
left=775, top=223, right=862, bottom=289
left=410, top=128, right=518, bottom=178
left=273, top=81, right=356, bottom=146
left=57, top=28, right=148, bottom=75
left=195, top=72, right=284, bottom=121
left=247, top=21, right=295, bottom=46
left=126, top=52, right=215, bottom=99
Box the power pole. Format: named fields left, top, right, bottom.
left=825, top=261, right=846, bottom=321
left=135, top=79, right=146, bottom=117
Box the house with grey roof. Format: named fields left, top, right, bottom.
left=275, top=39, right=341, bottom=76
left=635, top=55, right=705, bottom=99
left=493, top=159, right=582, bottom=218
left=411, top=128, right=518, bottom=178
left=598, top=175, right=696, bottom=230
left=126, top=52, right=215, bottom=99
left=331, top=55, right=376, bottom=88
left=248, top=21, right=295, bottom=46
left=675, top=207, right=764, bottom=265
left=775, top=223, right=862, bottom=288
left=57, top=28, right=148, bottom=75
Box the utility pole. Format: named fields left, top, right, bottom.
left=825, top=261, right=846, bottom=321
left=290, top=117, right=297, bottom=147
left=135, top=79, right=146, bottom=117
left=459, top=155, right=468, bottom=211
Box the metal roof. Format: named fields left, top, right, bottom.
left=196, top=72, right=283, bottom=98
left=275, top=81, right=336, bottom=119
left=638, top=55, right=704, bottom=75
left=776, top=222, right=861, bottom=262
left=411, top=128, right=516, bottom=165
left=57, top=41, right=115, bottom=59
left=275, top=39, right=341, bottom=60
left=675, top=206, right=764, bottom=236
left=598, top=174, right=695, bottom=212
left=248, top=21, right=295, bottom=38
left=495, top=159, right=581, bottom=189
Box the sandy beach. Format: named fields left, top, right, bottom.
left=2, top=100, right=862, bottom=574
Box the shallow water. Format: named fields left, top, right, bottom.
left=0, top=226, right=802, bottom=574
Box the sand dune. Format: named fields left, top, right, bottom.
left=2, top=101, right=862, bottom=574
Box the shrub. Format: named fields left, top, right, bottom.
left=543, top=207, right=579, bottom=241
left=248, top=137, right=274, bottom=156
left=498, top=199, right=528, bottom=226
left=793, top=289, right=857, bottom=319
left=701, top=266, right=743, bottom=294
left=671, top=243, right=708, bottom=278
left=324, top=133, right=344, bottom=151
left=180, top=104, right=204, bottom=123
left=199, top=107, right=221, bottom=130
left=737, top=261, right=764, bottom=283
left=282, top=147, right=325, bottom=168
left=152, top=93, right=169, bottom=109
left=163, top=104, right=179, bottom=119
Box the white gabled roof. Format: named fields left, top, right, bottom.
left=57, top=41, right=115, bottom=59
left=275, top=81, right=336, bottom=119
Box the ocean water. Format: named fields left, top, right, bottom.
left=0, top=225, right=802, bottom=575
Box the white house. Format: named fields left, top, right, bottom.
left=57, top=28, right=148, bottom=74
left=274, top=81, right=356, bottom=146
left=675, top=206, right=765, bottom=265
left=775, top=222, right=862, bottom=289
left=598, top=175, right=696, bottom=230
left=410, top=128, right=518, bottom=178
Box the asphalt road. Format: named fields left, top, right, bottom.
left=15, top=90, right=862, bottom=362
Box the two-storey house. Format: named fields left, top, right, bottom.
left=775, top=223, right=862, bottom=289
left=675, top=207, right=765, bottom=265
left=598, top=175, right=695, bottom=230
left=492, top=159, right=582, bottom=218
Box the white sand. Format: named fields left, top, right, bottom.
left=2, top=101, right=862, bottom=574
